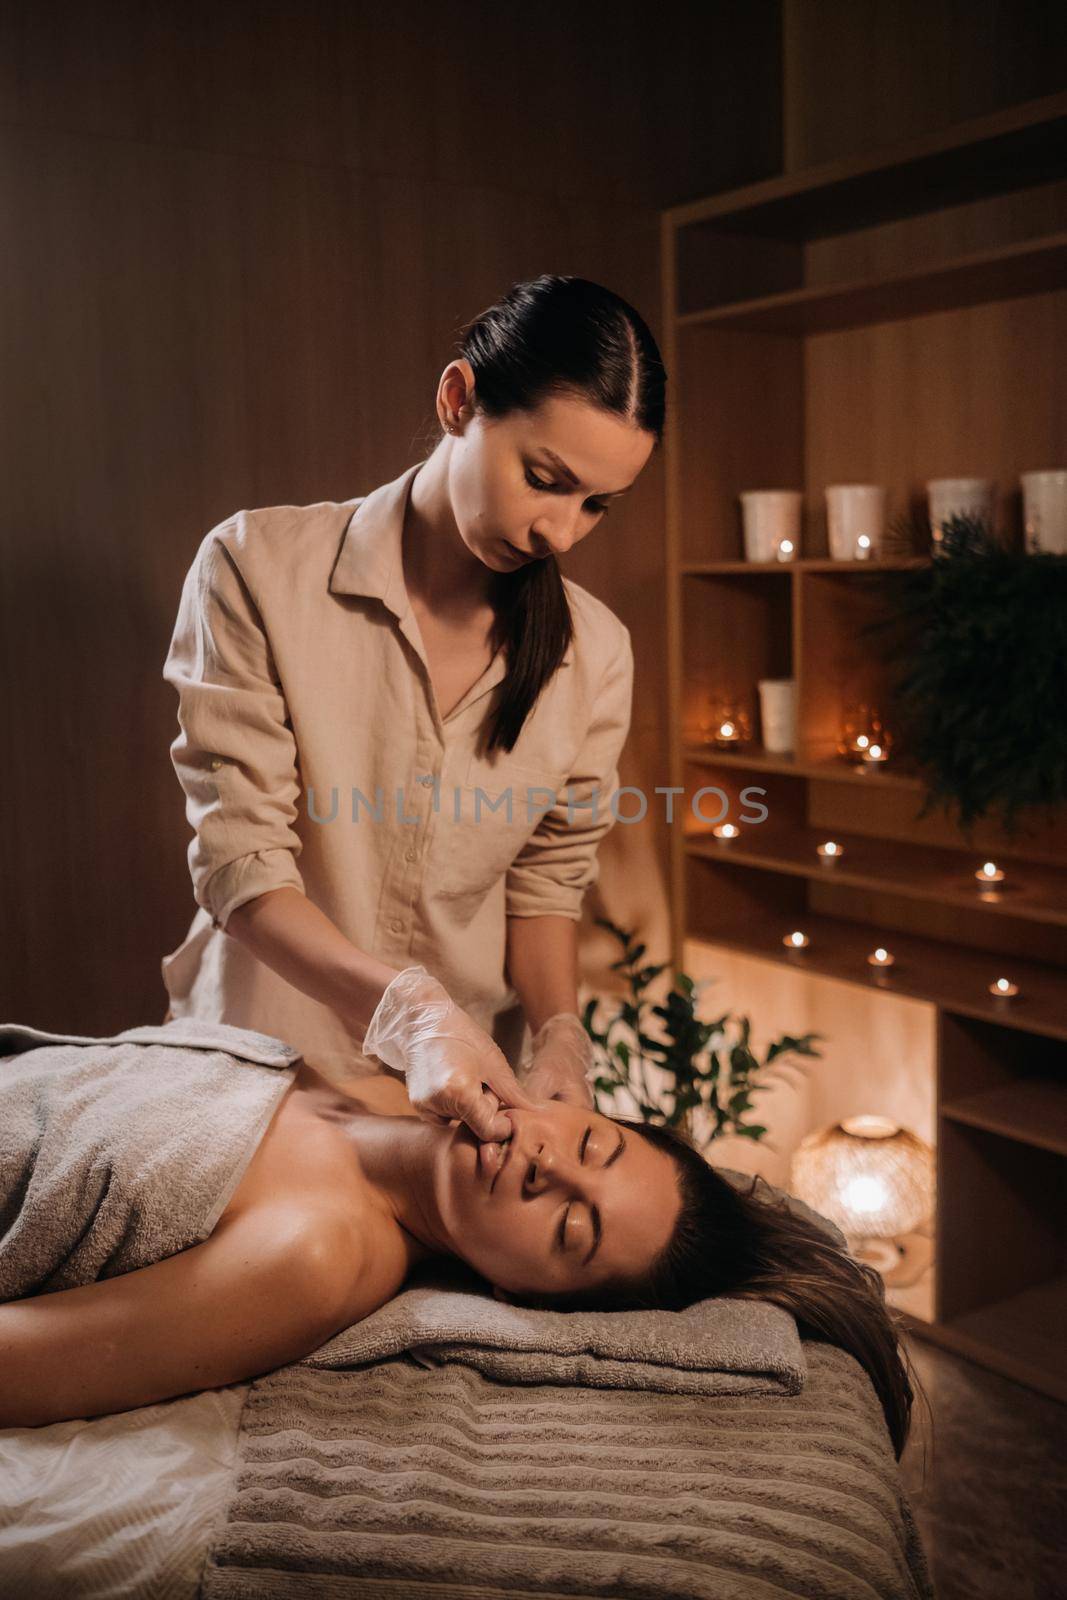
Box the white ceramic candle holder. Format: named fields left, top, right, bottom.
left=1021, top=470, right=1067, bottom=554
left=757, top=678, right=797, bottom=754
left=826, top=484, right=886, bottom=562
left=927, top=477, right=994, bottom=554
left=740, top=490, right=802, bottom=563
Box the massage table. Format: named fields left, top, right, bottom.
left=0, top=1275, right=935, bottom=1600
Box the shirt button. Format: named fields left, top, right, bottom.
left=405, top=847, right=417, bottom=862
left=390, top=919, right=404, bottom=933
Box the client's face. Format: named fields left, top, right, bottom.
left=437, top=1101, right=682, bottom=1299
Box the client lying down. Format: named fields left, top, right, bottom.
left=0, top=1007, right=919, bottom=1460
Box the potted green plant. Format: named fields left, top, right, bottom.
left=863, top=513, right=1067, bottom=839
left=581, top=918, right=824, bottom=1155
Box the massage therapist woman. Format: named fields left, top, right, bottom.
left=160, top=275, right=663, bottom=1143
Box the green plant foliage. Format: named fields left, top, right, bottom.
left=582, top=918, right=824, bottom=1151
left=863, top=515, right=1067, bottom=839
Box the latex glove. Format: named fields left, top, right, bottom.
left=522, top=1012, right=597, bottom=1109
left=362, top=964, right=539, bottom=1142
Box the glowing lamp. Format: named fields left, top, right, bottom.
left=790, top=1116, right=934, bottom=1276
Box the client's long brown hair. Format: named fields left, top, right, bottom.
left=524, top=1117, right=931, bottom=1465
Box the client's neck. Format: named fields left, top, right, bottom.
left=344, top=1114, right=450, bottom=1266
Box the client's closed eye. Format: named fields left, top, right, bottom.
left=557, top=1124, right=627, bottom=1263
left=555, top=1125, right=595, bottom=1252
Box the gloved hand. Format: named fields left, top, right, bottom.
left=521, top=1012, right=597, bottom=1109
left=362, top=964, right=539, bottom=1142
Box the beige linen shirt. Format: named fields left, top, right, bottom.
left=161, top=459, right=634, bottom=1085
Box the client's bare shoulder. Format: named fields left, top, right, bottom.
left=216, top=1059, right=422, bottom=1332
left=215, top=1192, right=407, bottom=1340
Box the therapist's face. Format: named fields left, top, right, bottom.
left=436, top=1101, right=682, bottom=1299
left=440, top=363, right=655, bottom=570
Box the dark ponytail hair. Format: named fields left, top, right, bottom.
left=435, top=275, right=667, bottom=756
left=518, top=1117, right=931, bottom=1465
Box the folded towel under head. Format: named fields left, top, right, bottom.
left=0, top=1017, right=301, bottom=1301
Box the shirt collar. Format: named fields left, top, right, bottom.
left=329, top=458, right=425, bottom=620
left=328, top=455, right=575, bottom=671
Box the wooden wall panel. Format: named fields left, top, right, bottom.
left=0, top=0, right=782, bottom=209
left=783, top=0, right=1067, bottom=172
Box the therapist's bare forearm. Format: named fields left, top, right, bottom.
left=505, top=914, right=580, bottom=1034
left=223, top=888, right=402, bottom=1030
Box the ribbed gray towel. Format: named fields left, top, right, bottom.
left=301, top=1170, right=844, bottom=1396
left=200, top=1341, right=935, bottom=1600
left=0, top=1017, right=300, bottom=1301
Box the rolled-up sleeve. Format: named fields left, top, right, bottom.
left=505, top=625, right=634, bottom=921
left=163, top=524, right=306, bottom=933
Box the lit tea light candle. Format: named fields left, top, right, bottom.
left=816, top=840, right=844, bottom=862
left=712, top=823, right=740, bottom=840
left=782, top=930, right=810, bottom=950
left=867, top=947, right=895, bottom=969
left=703, top=697, right=752, bottom=751
left=776, top=538, right=796, bottom=562
left=839, top=703, right=893, bottom=767
left=975, top=860, right=1005, bottom=885
left=855, top=534, right=872, bottom=560
left=988, top=977, right=1019, bottom=998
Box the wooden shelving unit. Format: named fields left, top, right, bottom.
left=661, top=91, right=1067, bottom=1403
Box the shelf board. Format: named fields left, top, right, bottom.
left=683, top=907, right=1067, bottom=1042
left=676, top=230, right=1067, bottom=335
left=685, top=820, right=1067, bottom=927
left=941, top=1081, right=1067, bottom=1159
left=681, top=557, right=930, bottom=574
left=665, top=90, right=1067, bottom=239
left=936, top=1275, right=1067, bottom=1403
left=683, top=741, right=926, bottom=791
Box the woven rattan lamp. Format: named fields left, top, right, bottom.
left=790, top=1115, right=935, bottom=1276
